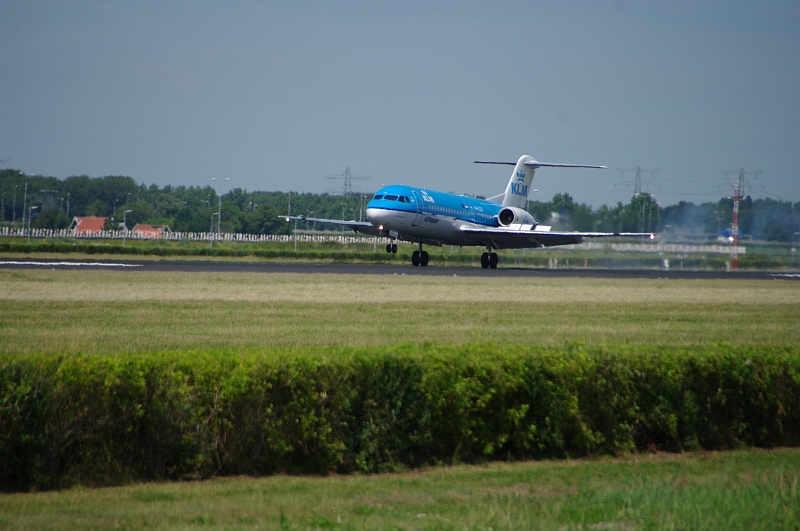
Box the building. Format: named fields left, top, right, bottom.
left=68, top=216, right=107, bottom=234
left=131, top=224, right=172, bottom=238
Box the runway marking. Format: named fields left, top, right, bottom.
left=0, top=261, right=143, bottom=268
left=770, top=273, right=800, bottom=279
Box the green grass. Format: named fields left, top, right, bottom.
left=2, top=269, right=799, bottom=527
left=0, top=449, right=797, bottom=530
left=1, top=270, right=798, bottom=354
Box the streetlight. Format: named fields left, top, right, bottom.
left=123, top=209, right=133, bottom=246
left=211, top=177, right=230, bottom=237
left=210, top=212, right=219, bottom=249
left=28, top=206, right=39, bottom=244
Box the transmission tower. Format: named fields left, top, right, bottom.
left=323, top=166, right=372, bottom=197
left=721, top=167, right=762, bottom=270
left=616, top=166, right=659, bottom=195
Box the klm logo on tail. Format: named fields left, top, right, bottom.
left=511, top=183, right=528, bottom=196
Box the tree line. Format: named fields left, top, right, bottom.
left=1, top=169, right=798, bottom=241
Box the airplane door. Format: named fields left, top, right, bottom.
left=411, top=191, right=423, bottom=226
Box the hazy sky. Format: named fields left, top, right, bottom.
left=2, top=1, right=798, bottom=207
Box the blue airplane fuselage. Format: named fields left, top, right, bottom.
left=365, top=185, right=532, bottom=246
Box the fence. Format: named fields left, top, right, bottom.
left=0, top=227, right=745, bottom=254
left=567, top=241, right=746, bottom=255
left=0, top=226, right=397, bottom=245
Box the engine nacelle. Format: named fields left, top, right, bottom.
left=497, top=206, right=536, bottom=226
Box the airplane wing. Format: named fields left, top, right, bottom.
left=459, top=224, right=655, bottom=249
left=282, top=216, right=382, bottom=236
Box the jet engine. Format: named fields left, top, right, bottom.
left=497, top=207, right=535, bottom=226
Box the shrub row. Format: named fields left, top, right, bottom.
left=0, top=241, right=402, bottom=261
left=4, top=240, right=783, bottom=269
left=2, top=344, right=799, bottom=491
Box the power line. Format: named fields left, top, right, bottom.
left=616, top=166, right=660, bottom=195
left=323, top=166, right=372, bottom=197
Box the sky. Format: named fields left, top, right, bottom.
left=1, top=0, right=799, bottom=208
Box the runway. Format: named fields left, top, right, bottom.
left=1, top=258, right=796, bottom=280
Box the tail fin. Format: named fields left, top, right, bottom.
left=474, top=155, right=607, bottom=209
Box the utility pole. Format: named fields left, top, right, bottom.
left=721, top=168, right=762, bottom=270
left=22, top=182, right=27, bottom=231
left=211, top=177, right=230, bottom=237
left=636, top=193, right=656, bottom=233
left=123, top=209, right=133, bottom=246
left=28, top=206, right=39, bottom=243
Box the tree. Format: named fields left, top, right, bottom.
left=32, top=207, right=70, bottom=229
left=172, top=207, right=195, bottom=232
left=85, top=199, right=106, bottom=216
left=247, top=203, right=290, bottom=235
left=123, top=201, right=155, bottom=229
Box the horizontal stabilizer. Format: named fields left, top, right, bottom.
left=473, top=160, right=606, bottom=169
left=523, top=162, right=607, bottom=169
left=485, top=193, right=504, bottom=205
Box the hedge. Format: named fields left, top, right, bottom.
left=4, top=240, right=786, bottom=269
left=2, top=344, right=799, bottom=491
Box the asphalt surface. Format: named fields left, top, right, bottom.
left=1, top=258, right=798, bottom=280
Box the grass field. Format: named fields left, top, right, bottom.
left=2, top=268, right=799, bottom=529
left=0, top=449, right=797, bottom=530
left=1, top=269, right=798, bottom=354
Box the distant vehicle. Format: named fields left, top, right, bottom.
left=286, top=155, right=655, bottom=268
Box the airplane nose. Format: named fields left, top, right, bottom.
left=366, top=207, right=384, bottom=225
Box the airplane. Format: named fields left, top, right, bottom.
left=285, top=154, right=656, bottom=269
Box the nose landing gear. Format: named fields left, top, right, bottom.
left=385, top=242, right=397, bottom=253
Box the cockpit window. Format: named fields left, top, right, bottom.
left=398, top=196, right=409, bottom=203
left=384, top=195, right=398, bottom=201
left=372, top=194, right=383, bottom=200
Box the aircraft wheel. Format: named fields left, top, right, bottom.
left=412, top=250, right=420, bottom=266
left=481, top=252, right=490, bottom=269
left=489, top=253, right=499, bottom=269
left=391, top=243, right=398, bottom=254
left=386, top=243, right=392, bottom=253
left=420, top=251, right=429, bottom=267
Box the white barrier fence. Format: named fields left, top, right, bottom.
left=0, top=226, right=395, bottom=245
left=1, top=227, right=744, bottom=254
left=569, top=241, right=746, bottom=255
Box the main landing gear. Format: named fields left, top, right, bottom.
left=481, top=243, right=499, bottom=269
left=412, top=242, right=429, bottom=267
